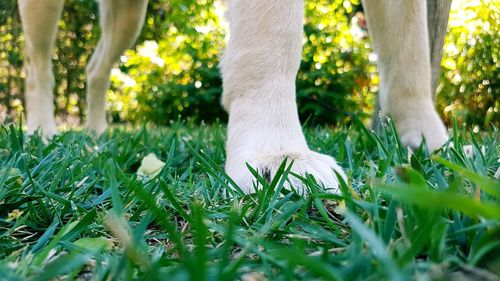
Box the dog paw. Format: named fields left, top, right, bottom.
left=225, top=150, right=346, bottom=195
left=27, top=116, right=58, bottom=138
left=395, top=109, right=447, bottom=151
left=87, top=117, right=107, bottom=135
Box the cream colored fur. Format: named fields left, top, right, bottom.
left=18, top=0, right=447, bottom=194
left=361, top=0, right=447, bottom=151
left=18, top=0, right=148, bottom=135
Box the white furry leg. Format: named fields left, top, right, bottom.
left=86, top=0, right=148, bottom=134
left=362, top=0, right=447, bottom=151
left=222, top=0, right=345, bottom=194
left=18, top=0, right=64, bottom=137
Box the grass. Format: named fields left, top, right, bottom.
left=0, top=120, right=499, bottom=281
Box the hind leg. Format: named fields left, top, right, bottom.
left=221, top=0, right=346, bottom=194
left=86, top=0, right=148, bottom=134
left=18, top=0, right=64, bottom=136
left=362, top=0, right=447, bottom=150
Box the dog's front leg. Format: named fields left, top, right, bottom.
left=362, top=0, right=448, bottom=150
left=221, top=0, right=345, bottom=194
left=18, top=0, right=64, bottom=137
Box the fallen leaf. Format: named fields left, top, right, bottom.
left=137, top=153, right=165, bottom=178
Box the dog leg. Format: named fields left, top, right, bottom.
left=221, top=0, right=345, bottom=194
left=86, top=0, right=148, bottom=134
left=18, top=0, right=64, bottom=136
left=362, top=0, right=447, bottom=150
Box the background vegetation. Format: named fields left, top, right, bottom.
left=0, top=0, right=498, bottom=128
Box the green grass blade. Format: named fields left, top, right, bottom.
left=377, top=184, right=500, bottom=219
left=432, top=156, right=500, bottom=198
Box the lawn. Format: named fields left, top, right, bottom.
left=0, top=121, right=499, bottom=281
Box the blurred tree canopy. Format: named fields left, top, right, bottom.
left=0, top=0, right=498, bottom=128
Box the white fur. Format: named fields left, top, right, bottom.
left=361, top=0, right=448, bottom=151
left=18, top=0, right=63, bottom=136
left=221, top=0, right=345, bottom=194
left=18, top=0, right=148, bottom=136
left=86, top=0, right=148, bottom=134
left=19, top=0, right=448, bottom=194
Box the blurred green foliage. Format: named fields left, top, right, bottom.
left=437, top=0, right=499, bottom=129
left=0, top=0, right=498, bottom=128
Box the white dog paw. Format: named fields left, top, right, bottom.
left=26, top=116, right=58, bottom=138
left=226, top=150, right=346, bottom=195
left=395, top=109, right=447, bottom=151
left=87, top=118, right=107, bottom=135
